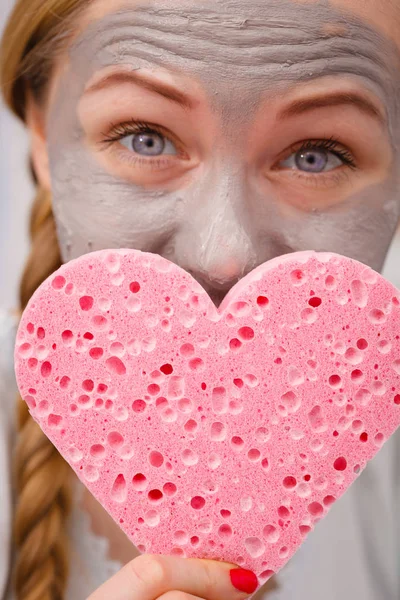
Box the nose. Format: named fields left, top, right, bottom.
left=171, top=164, right=258, bottom=305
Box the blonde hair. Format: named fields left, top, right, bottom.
left=0, top=2, right=278, bottom=598
left=1, top=2, right=86, bottom=598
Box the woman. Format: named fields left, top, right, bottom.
left=1, top=0, right=399, bottom=598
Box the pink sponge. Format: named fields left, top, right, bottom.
left=14, top=249, right=400, bottom=583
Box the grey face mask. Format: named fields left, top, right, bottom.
left=47, top=0, right=400, bottom=306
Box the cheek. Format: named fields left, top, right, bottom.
left=279, top=183, right=398, bottom=271
left=49, top=148, right=180, bottom=261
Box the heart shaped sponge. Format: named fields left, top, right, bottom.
left=14, top=249, right=400, bottom=583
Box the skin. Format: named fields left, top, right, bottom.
left=35, top=0, right=400, bottom=307
left=27, top=0, right=400, bottom=591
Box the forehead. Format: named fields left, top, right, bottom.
left=68, top=0, right=400, bottom=100
left=49, top=0, right=400, bottom=142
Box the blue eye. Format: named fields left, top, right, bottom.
left=120, top=131, right=177, bottom=157
left=280, top=146, right=344, bottom=173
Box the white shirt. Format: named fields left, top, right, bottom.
left=0, top=306, right=399, bottom=600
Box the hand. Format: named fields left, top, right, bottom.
left=87, top=553, right=259, bottom=600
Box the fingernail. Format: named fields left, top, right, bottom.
left=230, top=568, right=259, bottom=594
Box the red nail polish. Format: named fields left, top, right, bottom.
left=230, top=568, right=259, bottom=594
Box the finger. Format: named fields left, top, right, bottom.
left=158, top=593, right=205, bottom=600
left=86, top=554, right=259, bottom=600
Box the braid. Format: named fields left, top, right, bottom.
left=13, top=187, right=73, bottom=600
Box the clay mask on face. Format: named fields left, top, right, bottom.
left=47, top=0, right=400, bottom=305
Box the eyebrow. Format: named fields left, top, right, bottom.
left=278, top=91, right=385, bottom=125
left=84, top=71, right=195, bottom=109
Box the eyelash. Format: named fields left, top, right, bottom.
left=289, top=137, right=357, bottom=170
left=100, top=119, right=167, bottom=145
left=99, top=119, right=187, bottom=170
left=99, top=120, right=357, bottom=176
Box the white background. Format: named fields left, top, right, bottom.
left=1, top=0, right=34, bottom=310
left=1, top=0, right=399, bottom=310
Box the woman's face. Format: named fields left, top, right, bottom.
left=39, top=0, right=400, bottom=305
